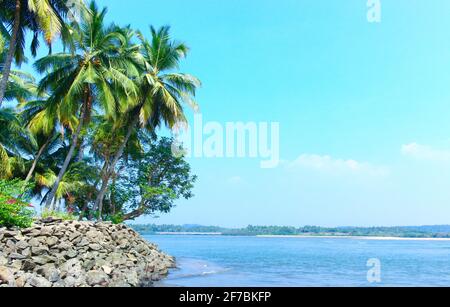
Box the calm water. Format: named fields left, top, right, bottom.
left=142, top=235, right=450, bottom=287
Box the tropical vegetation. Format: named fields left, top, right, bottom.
left=131, top=224, right=450, bottom=238
left=0, top=179, right=34, bottom=228
left=0, top=1, right=199, bottom=227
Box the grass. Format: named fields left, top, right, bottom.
left=41, top=209, right=77, bottom=221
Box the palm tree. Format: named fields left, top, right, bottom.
left=0, top=64, right=37, bottom=179
left=19, top=97, right=63, bottom=184
left=0, top=0, right=84, bottom=106
left=35, top=162, right=92, bottom=211
left=34, top=1, right=138, bottom=209
left=0, top=32, right=37, bottom=103
left=0, top=108, right=19, bottom=178
left=93, top=26, right=201, bottom=219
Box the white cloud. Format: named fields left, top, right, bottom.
left=287, top=154, right=389, bottom=176
left=402, top=143, right=450, bottom=162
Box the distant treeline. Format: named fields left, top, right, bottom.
left=130, top=224, right=450, bottom=238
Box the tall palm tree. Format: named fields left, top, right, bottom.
left=0, top=0, right=84, bottom=106
left=93, top=26, right=201, bottom=219
left=19, top=97, right=63, bottom=184
left=0, top=108, right=19, bottom=178
left=0, top=63, right=37, bottom=179
left=34, top=1, right=138, bottom=209
left=0, top=31, right=37, bottom=103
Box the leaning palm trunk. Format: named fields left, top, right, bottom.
left=24, top=136, right=52, bottom=184
left=0, top=0, right=21, bottom=106
left=44, top=106, right=86, bottom=209
left=94, top=116, right=138, bottom=220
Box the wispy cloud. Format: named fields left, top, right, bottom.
left=286, top=154, right=389, bottom=176
left=402, top=143, right=450, bottom=162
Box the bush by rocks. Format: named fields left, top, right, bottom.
left=0, top=218, right=175, bottom=287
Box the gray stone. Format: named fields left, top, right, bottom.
left=101, top=265, right=113, bottom=275
left=47, top=269, right=61, bottom=283
left=60, top=259, right=82, bottom=278
left=2, top=230, right=18, bottom=238
left=78, top=238, right=90, bottom=247
left=86, top=270, right=108, bottom=286
left=32, top=255, right=56, bottom=265
left=63, top=276, right=76, bottom=287
left=21, top=247, right=31, bottom=257
left=16, top=241, right=29, bottom=250
left=0, top=266, right=14, bottom=283
left=68, top=232, right=82, bottom=242
left=11, top=260, right=22, bottom=270
left=9, top=252, right=26, bottom=260
left=86, top=230, right=103, bottom=240
left=109, top=278, right=131, bottom=287
left=88, top=243, right=102, bottom=251
left=109, top=252, right=126, bottom=266
left=66, top=249, right=78, bottom=259
left=83, top=260, right=95, bottom=271
left=52, top=280, right=66, bottom=287
left=28, top=238, right=40, bottom=247
left=6, top=240, right=15, bottom=249
left=21, top=260, right=36, bottom=271
left=0, top=221, right=175, bottom=288
left=71, top=236, right=82, bottom=245
left=0, top=255, right=7, bottom=266
left=94, top=258, right=107, bottom=268
left=31, top=246, right=49, bottom=256
left=41, top=217, right=62, bottom=224
left=15, top=273, right=32, bottom=287
left=39, top=227, right=54, bottom=236
left=28, top=276, right=52, bottom=287
left=46, top=237, right=59, bottom=247
left=57, top=241, right=71, bottom=250
left=125, top=271, right=139, bottom=286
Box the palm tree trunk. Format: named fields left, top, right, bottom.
left=94, top=116, right=138, bottom=221
left=24, top=136, right=52, bottom=184
left=44, top=106, right=86, bottom=209
left=79, top=163, right=107, bottom=221
left=0, top=0, right=21, bottom=107
left=76, top=137, right=85, bottom=162
left=86, top=160, right=108, bottom=220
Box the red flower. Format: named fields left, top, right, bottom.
left=6, top=199, right=17, bottom=205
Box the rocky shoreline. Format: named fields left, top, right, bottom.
left=0, top=219, right=175, bottom=287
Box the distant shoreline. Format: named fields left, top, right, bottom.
left=132, top=224, right=450, bottom=239
left=257, top=235, right=450, bottom=241
left=155, top=232, right=223, bottom=235
left=147, top=232, right=450, bottom=241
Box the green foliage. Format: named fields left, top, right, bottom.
left=106, top=213, right=125, bottom=225
left=41, top=209, right=77, bottom=221
left=103, top=137, right=196, bottom=222
left=0, top=180, right=35, bottom=228
left=0, top=33, right=4, bottom=55
left=0, top=1, right=200, bottom=224
left=0, top=0, right=82, bottom=63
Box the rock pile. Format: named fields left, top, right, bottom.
left=0, top=219, right=175, bottom=287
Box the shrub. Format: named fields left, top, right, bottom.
left=0, top=180, right=35, bottom=228
left=41, top=209, right=77, bottom=221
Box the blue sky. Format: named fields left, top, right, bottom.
left=20, top=0, right=450, bottom=227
